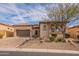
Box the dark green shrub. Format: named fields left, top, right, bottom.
left=49, top=36, right=55, bottom=41
left=49, top=33, right=57, bottom=42
left=51, top=33, right=57, bottom=38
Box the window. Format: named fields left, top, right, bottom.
left=43, top=24, right=47, bottom=31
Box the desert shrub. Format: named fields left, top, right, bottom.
left=54, top=33, right=65, bottom=42
left=51, top=33, right=57, bottom=38
left=49, top=36, right=55, bottom=41
left=49, top=33, right=57, bottom=42
left=32, top=35, right=39, bottom=39
left=55, top=38, right=65, bottom=42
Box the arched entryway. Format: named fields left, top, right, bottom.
left=76, top=31, right=79, bottom=40
left=77, top=35, right=79, bottom=39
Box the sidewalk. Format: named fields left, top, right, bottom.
left=0, top=48, right=79, bottom=54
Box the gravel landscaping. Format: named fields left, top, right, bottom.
left=0, top=37, right=79, bottom=51
left=19, top=39, right=79, bottom=51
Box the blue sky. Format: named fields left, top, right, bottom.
left=0, top=3, right=79, bottom=27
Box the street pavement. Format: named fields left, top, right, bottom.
left=0, top=51, right=79, bottom=56
left=0, top=48, right=78, bottom=56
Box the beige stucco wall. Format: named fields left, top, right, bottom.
left=40, top=23, right=50, bottom=40
left=0, top=24, right=14, bottom=32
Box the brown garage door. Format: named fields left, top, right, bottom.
left=16, top=30, right=30, bottom=37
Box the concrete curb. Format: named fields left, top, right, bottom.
left=0, top=48, right=79, bottom=54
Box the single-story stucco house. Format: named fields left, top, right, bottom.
left=1, top=20, right=78, bottom=40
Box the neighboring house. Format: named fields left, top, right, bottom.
left=67, top=26, right=79, bottom=39
left=0, top=23, right=14, bottom=38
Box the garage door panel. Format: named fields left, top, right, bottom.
left=16, top=30, right=30, bottom=37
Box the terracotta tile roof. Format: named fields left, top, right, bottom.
left=0, top=23, right=14, bottom=28
left=13, top=22, right=32, bottom=27
left=13, top=23, right=40, bottom=27
left=16, top=23, right=28, bottom=25
left=68, top=25, right=79, bottom=29
left=40, top=20, right=69, bottom=23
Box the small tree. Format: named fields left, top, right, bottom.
left=46, top=3, right=79, bottom=40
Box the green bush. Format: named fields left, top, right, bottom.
left=49, top=36, right=55, bottom=41
left=49, top=33, right=57, bottom=42
left=51, top=33, right=57, bottom=38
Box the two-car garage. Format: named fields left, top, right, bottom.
left=16, top=30, right=30, bottom=37
left=13, top=23, right=39, bottom=39
left=14, top=24, right=32, bottom=39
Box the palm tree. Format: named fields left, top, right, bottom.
left=46, top=3, right=79, bottom=41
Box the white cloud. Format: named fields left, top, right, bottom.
left=11, top=8, right=49, bottom=22
left=0, top=4, right=16, bottom=14
left=0, top=3, right=50, bottom=24
left=28, top=9, right=49, bottom=21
